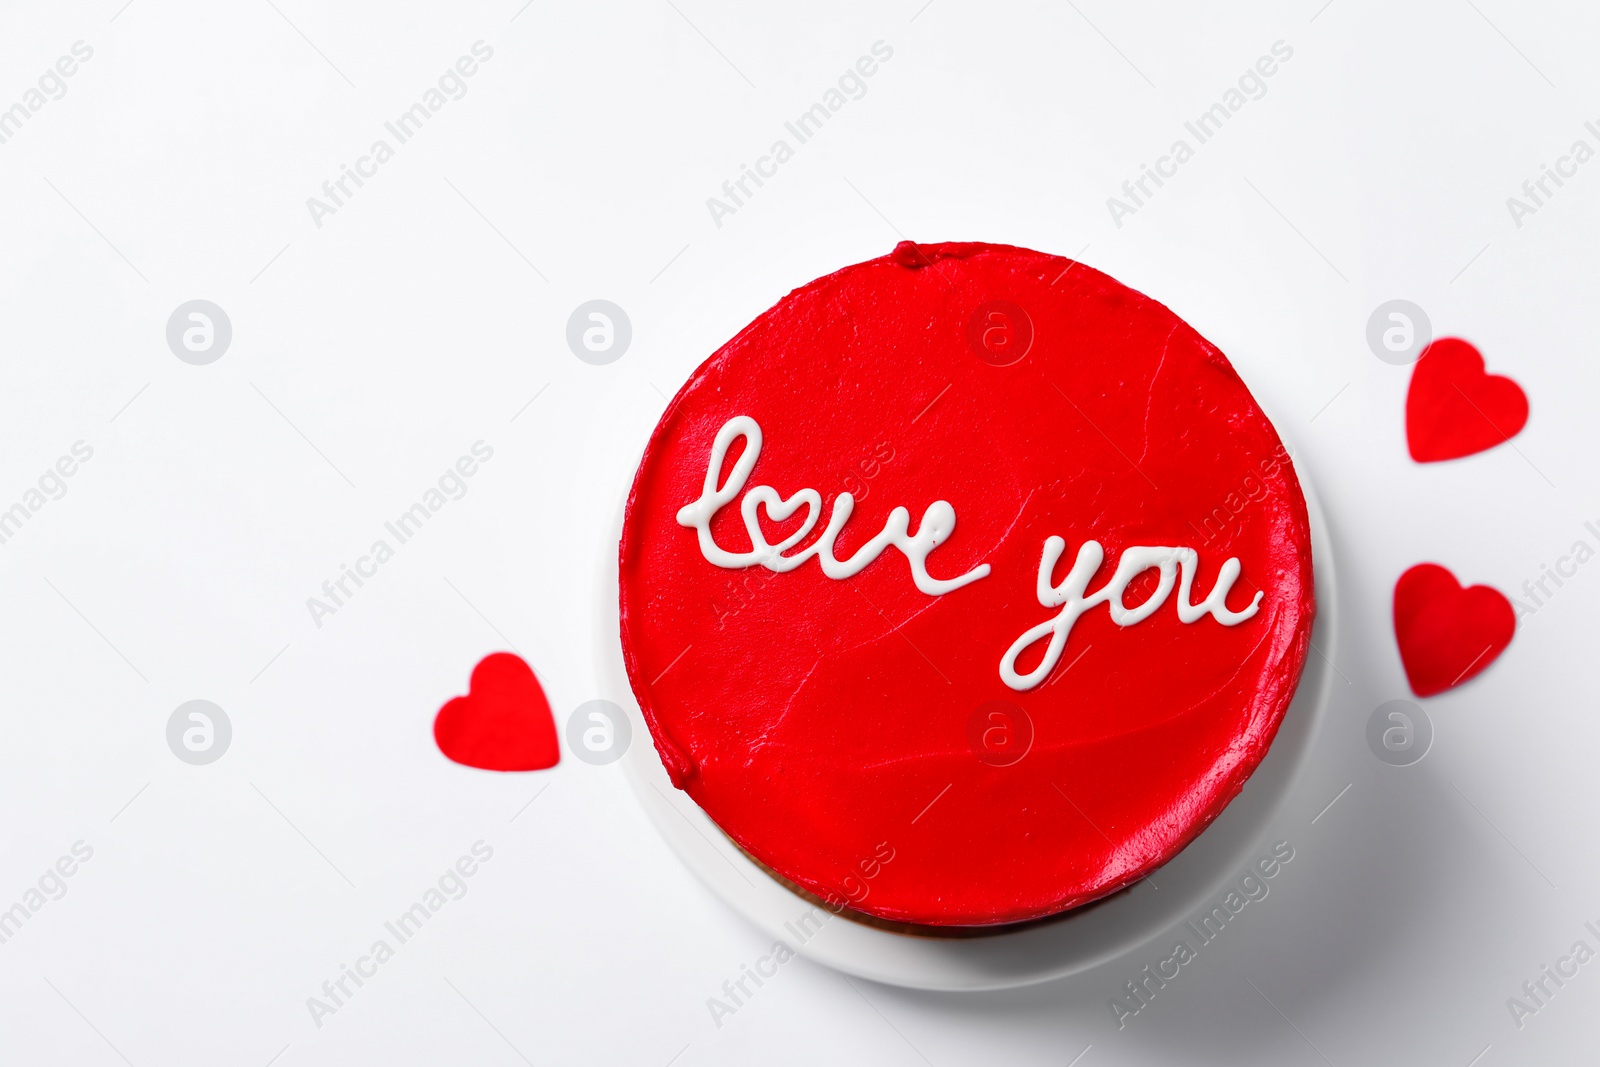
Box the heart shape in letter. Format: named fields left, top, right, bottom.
left=1406, top=338, right=1529, bottom=462
left=434, top=653, right=560, bottom=771
left=740, top=485, right=822, bottom=566
left=1393, top=564, right=1514, bottom=697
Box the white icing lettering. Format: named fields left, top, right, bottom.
left=1000, top=536, right=1263, bottom=691
left=676, top=416, right=989, bottom=596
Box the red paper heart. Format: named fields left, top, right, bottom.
left=1406, top=338, right=1528, bottom=462
left=434, top=653, right=560, bottom=771
left=1393, top=564, right=1514, bottom=697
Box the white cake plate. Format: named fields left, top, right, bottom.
left=594, top=443, right=1334, bottom=991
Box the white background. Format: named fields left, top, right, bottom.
left=1, top=0, right=1598, bottom=1063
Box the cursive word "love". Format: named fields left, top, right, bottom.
left=1001, top=537, right=1262, bottom=691
left=677, top=416, right=989, bottom=596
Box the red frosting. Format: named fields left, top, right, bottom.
left=619, top=242, right=1314, bottom=926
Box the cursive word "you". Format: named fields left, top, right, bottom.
left=1001, top=537, right=1262, bottom=691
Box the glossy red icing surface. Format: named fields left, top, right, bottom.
left=619, top=242, right=1314, bottom=926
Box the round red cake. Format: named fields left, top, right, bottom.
left=619, top=242, right=1314, bottom=927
